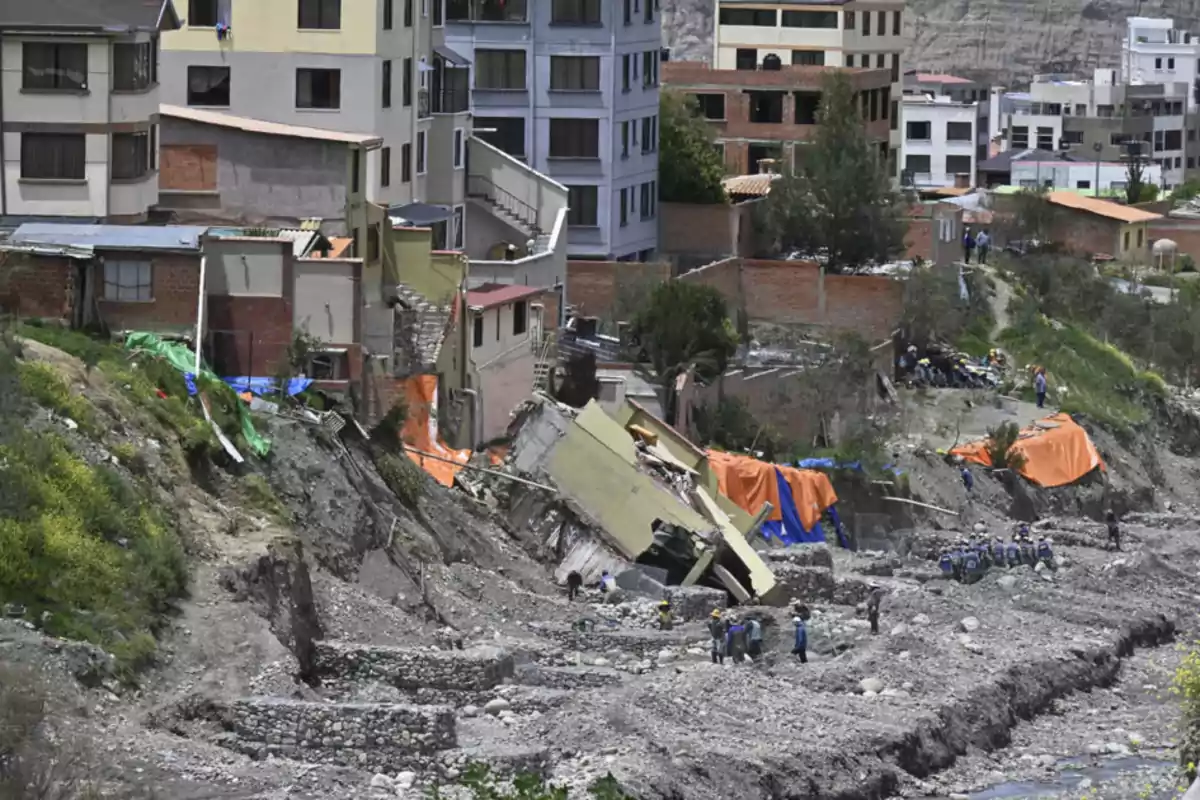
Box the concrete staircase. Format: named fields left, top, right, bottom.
left=391, top=284, right=452, bottom=375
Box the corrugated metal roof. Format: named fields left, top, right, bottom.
left=160, top=104, right=383, bottom=147
left=723, top=173, right=779, bottom=197
left=1046, top=191, right=1163, bottom=224
left=10, top=223, right=208, bottom=251
left=0, top=0, right=179, bottom=31
left=277, top=228, right=322, bottom=257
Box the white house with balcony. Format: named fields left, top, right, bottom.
left=0, top=0, right=178, bottom=221
left=1122, top=16, right=1200, bottom=108
left=900, top=94, right=977, bottom=188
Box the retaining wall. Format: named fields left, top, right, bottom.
left=312, top=641, right=514, bottom=691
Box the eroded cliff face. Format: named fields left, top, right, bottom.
left=660, top=0, right=1200, bottom=84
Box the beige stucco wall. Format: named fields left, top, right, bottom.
left=205, top=238, right=286, bottom=296
left=293, top=258, right=358, bottom=343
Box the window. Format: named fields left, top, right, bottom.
left=1169, top=57, right=1176, bottom=70
left=893, top=10, right=901, bottom=35
left=404, top=0, right=413, bottom=25
left=735, top=48, right=757, bottom=70
left=644, top=0, right=653, bottom=23
left=1075, top=180, right=1091, bottom=189
left=384, top=0, right=393, bottom=28
left=473, top=315, right=484, bottom=348
left=551, top=0, right=601, bottom=24
left=904, top=154, right=931, bottom=176
left=513, top=301, right=527, bottom=335
left=946, top=155, right=971, bottom=175
left=692, top=93, right=725, bottom=120
left=382, top=60, right=392, bottom=107
left=621, top=54, right=632, bottom=91
left=906, top=120, right=931, bottom=140
left=641, top=116, right=657, bottom=152
left=1060, top=129, right=1083, bottom=145
left=794, top=91, right=819, bottom=124
left=1010, top=125, right=1029, bottom=149
left=845, top=54, right=854, bottom=67
left=401, top=142, right=412, bottom=182
left=550, top=56, right=600, bottom=91
left=20, top=133, right=85, bottom=180
left=619, top=188, right=628, bottom=225
left=946, top=121, right=972, bottom=141
left=719, top=8, right=776, bottom=25
left=891, top=52, right=900, bottom=82
left=747, top=91, right=784, bottom=123
left=621, top=121, right=630, bottom=156
left=104, top=260, right=152, bottom=302
left=624, top=0, right=632, bottom=24
left=1036, top=126, right=1054, bottom=150
left=451, top=127, right=465, bottom=169
left=112, top=132, right=150, bottom=180
left=1156, top=57, right=1162, bottom=69
left=782, top=10, right=836, bottom=27
left=189, top=0, right=218, bottom=26
left=403, top=57, right=412, bottom=105
left=187, top=65, right=230, bottom=107
left=567, top=185, right=598, bottom=226
left=475, top=50, right=526, bottom=90
left=1137, top=228, right=1144, bottom=248
left=640, top=181, right=656, bottom=219
left=1166, top=129, right=1183, bottom=150
left=861, top=10, right=869, bottom=35
left=298, top=0, right=341, bottom=29
left=296, top=68, right=340, bottom=109
left=877, top=10, right=885, bottom=34
left=844, top=10, right=854, bottom=29
left=791, top=50, right=824, bottom=66
left=113, top=42, right=153, bottom=91
left=351, top=148, right=360, bottom=193
left=549, top=119, right=599, bottom=158
left=433, top=0, right=443, bottom=25
left=642, top=51, right=657, bottom=86
left=475, top=116, right=525, bottom=158
left=22, top=43, right=87, bottom=91
left=452, top=205, right=464, bottom=249
left=876, top=53, right=885, bottom=68
left=448, top=0, right=526, bottom=20
left=381, top=146, right=391, bottom=187
left=416, top=130, right=427, bottom=174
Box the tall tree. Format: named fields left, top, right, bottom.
left=658, top=90, right=728, bottom=205
left=630, top=281, right=739, bottom=422
left=754, top=73, right=906, bottom=272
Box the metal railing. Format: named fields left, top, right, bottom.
left=466, top=175, right=541, bottom=234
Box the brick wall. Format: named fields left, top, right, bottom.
left=160, top=144, right=218, bottom=192
left=1049, top=209, right=1123, bottom=259
left=95, top=253, right=202, bottom=333
left=677, top=257, right=745, bottom=309
left=1150, top=218, right=1200, bottom=264
left=0, top=255, right=72, bottom=319
left=206, top=296, right=294, bottom=377
left=565, top=261, right=670, bottom=317
left=659, top=202, right=760, bottom=262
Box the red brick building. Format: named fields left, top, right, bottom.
left=661, top=62, right=893, bottom=175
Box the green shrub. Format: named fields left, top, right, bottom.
left=984, top=421, right=1027, bottom=471
left=16, top=361, right=98, bottom=435
left=428, top=763, right=635, bottom=799
left=376, top=451, right=426, bottom=509
left=371, top=399, right=410, bottom=451
left=240, top=474, right=289, bottom=522
left=0, top=430, right=187, bottom=677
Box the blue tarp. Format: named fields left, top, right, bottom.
left=223, top=376, right=313, bottom=397
left=758, top=466, right=846, bottom=546
left=796, top=457, right=863, bottom=471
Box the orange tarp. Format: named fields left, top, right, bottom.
left=707, top=450, right=838, bottom=532
left=950, top=412, right=1105, bottom=488
left=400, top=374, right=470, bottom=487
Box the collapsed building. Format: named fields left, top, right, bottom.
left=471, top=395, right=844, bottom=608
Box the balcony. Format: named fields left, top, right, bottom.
left=431, top=87, right=469, bottom=115
left=446, top=0, right=528, bottom=23
left=465, top=137, right=569, bottom=306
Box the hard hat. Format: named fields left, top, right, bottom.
left=659, top=600, right=670, bottom=607
left=711, top=608, right=722, bottom=617
left=989, top=348, right=997, bottom=356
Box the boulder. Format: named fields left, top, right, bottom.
left=959, top=616, right=981, bottom=633
left=483, top=698, right=512, bottom=715
left=860, top=677, right=885, bottom=694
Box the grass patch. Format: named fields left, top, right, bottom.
left=998, top=316, right=1164, bottom=431
left=16, top=361, right=98, bottom=435
left=376, top=451, right=427, bottom=509
left=239, top=474, right=290, bottom=522
left=0, top=428, right=187, bottom=680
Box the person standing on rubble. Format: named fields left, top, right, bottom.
left=708, top=609, right=728, bottom=664
left=726, top=616, right=748, bottom=664
left=1034, top=367, right=1048, bottom=409
left=746, top=615, right=764, bottom=662
left=1106, top=508, right=1121, bottom=551
left=976, top=229, right=992, bottom=265
left=599, top=570, right=616, bottom=594
left=657, top=600, right=674, bottom=630
left=566, top=570, right=583, bottom=601
left=866, top=583, right=885, bottom=634
left=792, top=611, right=809, bottom=663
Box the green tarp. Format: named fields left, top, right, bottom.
left=123, top=332, right=270, bottom=457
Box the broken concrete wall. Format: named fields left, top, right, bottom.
left=221, top=698, right=456, bottom=770
left=312, top=642, right=513, bottom=691
left=665, top=585, right=728, bottom=620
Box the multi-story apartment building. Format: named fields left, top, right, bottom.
left=711, top=0, right=906, bottom=169
left=445, top=0, right=661, bottom=262
left=0, top=0, right=176, bottom=221
left=662, top=61, right=892, bottom=175
left=996, top=70, right=1194, bottom=189
left=899, top=94, right=977, bottom=188
left=1121, top=16, right=1200, bottom=108
left=904, top=72, right=992, bottom=163
left=161, top=0, right=471, bottom=246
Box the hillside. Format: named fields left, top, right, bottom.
left=660, top=0, right=1200, bottom=83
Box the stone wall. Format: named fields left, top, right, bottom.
left=221, top=698, right=456, bottom=771
left=539, top=626, right=694, bottom=657
left=665, top=585, right=728, bottom=621
left=771, top=564, right=836, bottom=604
left=312, top=642, right=514, bottom=691
left=513, top=664, right=623, bottom=690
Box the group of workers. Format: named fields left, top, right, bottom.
left=707, top=608, right=767, bottom=664
left=897, top=345, right=1004, bottom=390
left=938, top=525, right=1054, bottom=582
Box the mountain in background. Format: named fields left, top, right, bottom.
left=660, top=0, right=1200, bottom=84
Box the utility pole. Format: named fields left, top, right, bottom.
left=1093, top=141, right=1102, bottom=196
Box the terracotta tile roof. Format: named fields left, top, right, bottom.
left=466, top=283, right=547, bottom=310
left=1045, top=191, right=1163, bottom=224
left=722, top=173, right=779, bottom=197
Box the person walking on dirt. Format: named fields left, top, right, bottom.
left=991, top=537, right=1007, bottom=568
left=866, top=583, right=885, bottom=634
left=1034, top=367, right=1048, bottom=409
left=961, top=466, right=974, bottom=494
left=976, top=230, right=992, bottom=265
left=598, top=570, right=616, bottom=593
left=1005, top=537, right=1021, bottom=568
left=792, top=613, right=809, bottom=663
left=963, top=228, right=976, bottom=264
left=1106, top=509, right=1121, bottom=551
left=1036, top=535, right=1055, bottom=569
left=566, top=570, right=583, bottom=601
left=949, top=540, right=966, bottom=581
left=746, top=616, right=764, bottom=662
left=938, top=547, right=956, bottom=579
left=708, top=609, right=728, bottom=664
left=962, top=545, right=983, bottom=584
